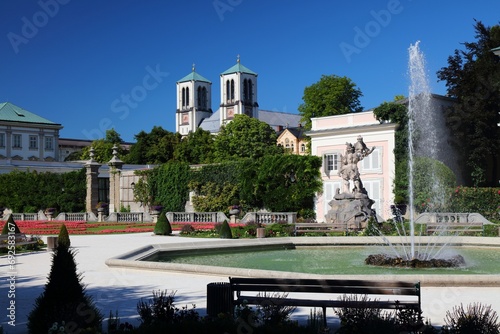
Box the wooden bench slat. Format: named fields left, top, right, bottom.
left=228, top=277, right=421, bottom=328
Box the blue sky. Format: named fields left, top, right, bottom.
left=0, top=1, right=499, bottom=142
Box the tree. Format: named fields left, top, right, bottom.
left=213, top=114, right=283, bottom=161
left=437, top=20, right=500, bottom=186
left=125, top=126, right=181, bottom=164
left=173, top=127, right=215, bottom=164
left=154, top=211, right=172, bottom=235
left=1, top=215, right=21, bottom=234
left=27, top=246, right=102, bottom=333
left=373, top=99, right=409, bottom=203
left=219, top=220, right=233, bottom=239
left=298, top=74, right=363, bottom=129
left=57, top=224, right=71, bottom=249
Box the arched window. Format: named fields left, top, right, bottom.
left=201, top=87, right=207, bottom=109
left=226, top=80, right=230, bottom=102
left=291, top=143, right=295, bottom=152
left=248, top=79, right=253, bottom=103
left=230, top=79, right=235, bottom=101
left=301, top=143, right=306, bottom=153
left=197, top=86, right=202, bottom=107
left=186, top=87, right=189, bottom=106
left=243, top=79, right=248, bottom=102
left=181, top=87, right=186, bottom=107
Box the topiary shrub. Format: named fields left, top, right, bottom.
left=1, top=215, right=21, bottom=235
left=27, top=245, right=102, bottom=333
left=442, top=303, right=500, bottom=334
left=154, top=211, right=172, bottom=236
left=57, top=224, right=71, bottom=249
left=219, top=220, right=232, bottom=239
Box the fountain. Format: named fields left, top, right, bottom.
left=366, top=41, right=462, bottom=268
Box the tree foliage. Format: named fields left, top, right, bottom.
left=173, top=127, right=215, bottom=164
left=125, top=126, right=181, bottom=164
left=72, top=129, right=127, bottom=163
left=146, top=162, right=191, bottom=212
left=154, top=211, right=172, bottom=235
left=27, top=246, right=102, bottom=333
left=0, top=169, right=86, bottom=213
left=219, top=220, right=233, bottom=239
left=1, top=215, right=21, bottom=234
left=298, top=74, right=363, bottom=129
left=57, top=224, right=71, bottom=249
left=213, top=114, right=283, bottom=161
left=437, top=20, right=500, bottom=186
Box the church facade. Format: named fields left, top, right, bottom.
left=175, top=59, right=301, bottom=135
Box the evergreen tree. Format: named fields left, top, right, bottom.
left=1, top=215, right=21, bottom=234
left=27, top=246, right=102, bottom=333
left=57, top=224, right=71, bottom=249
left=219, top=220, right=233, bottom=239
left=154, top=211, right=172, bottom=235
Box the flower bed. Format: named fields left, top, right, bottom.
left=0, top=220, right=156, bottom=235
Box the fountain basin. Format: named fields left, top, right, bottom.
left=106, top=236, right=500, bottom=287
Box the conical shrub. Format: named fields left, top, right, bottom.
left=57, top=224, right=71, bottom=249
left=219, top=220, right=233, bottom=239
left=27, top=245, right=102, bottom=333
left=1, top=215, right=21, bottom=234
left=154, top=211, right=172, bottom=235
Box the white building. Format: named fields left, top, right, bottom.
left=0, top=102, right=62, bottom=162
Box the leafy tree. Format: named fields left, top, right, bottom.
left=437, top=20, right=500, bottom=186
left=373, top=99, right=409, bottom=203
left=213, top=114, right=283, bottom=161
left=125, top=126, right=181, bottom=164
left=27, top=245, right=102, bottom=333
left=298, top=74, right=363, bottom=129
left=219, top=220, right=233, bottom=239
left=68, top=129, right=127, bottom=163
left=154, top=211, right=172, bottom=235
left=0, top=169, right=85, bottom=213
left=253, top=154, right=322, bottom=216
left=148, top=162, right=191, bottom=212
left=173, top=127, right=215, bottom=164
left=1, top=215, right=21, bottom=234
left=57, top=224, right=71, bottom=249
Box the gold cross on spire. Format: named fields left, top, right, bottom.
left=192, top=63, right=195, bottom=71
left=237, top=54, right=240, bottom=63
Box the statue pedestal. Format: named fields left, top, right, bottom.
left=325, top=192, right=375, bottom=231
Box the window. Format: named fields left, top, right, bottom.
left=185, top=87, right=189, bottom=106
left=181, top=87, right=186, bottom=107
left=230, top=79, right=235, bottom=101
left=29, top=135, right=38, bottom=149
left=197, top=86, right=207, bottom=109
left=45, top=136, right=54, bottom=150
left=12, top=134, right=22, bottom=148
left=363, top=179, right=382, bottom=216
left=361, top=147, right=382, bottom=172
left=0, top=133, right=5, bottom=147
left=323, top=153, right=340, bottom=175
left=300, top=143, right=306, bottom=153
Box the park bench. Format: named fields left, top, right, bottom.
left=293, top=223, right=347, bottom=235
left=0, top=233, right=38, bottom=248
left=425, top=222, right=484, bottom=235
left=229, top=277, right=421, bottom=328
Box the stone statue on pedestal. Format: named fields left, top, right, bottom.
left=325, top=136, right=377, bottom=230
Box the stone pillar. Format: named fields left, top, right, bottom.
left=108, top=145, right=124, bottom=213
left=85, top=147, right=101, bottom=215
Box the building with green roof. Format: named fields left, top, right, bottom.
left=0, top=102, right=62, bottom=161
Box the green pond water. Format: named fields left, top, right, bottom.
left=142, top=246, right=500, bottom=275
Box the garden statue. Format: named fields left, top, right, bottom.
left=338, top=136, right=375, bottom=195
left=326, top=136, right=377, bottom=230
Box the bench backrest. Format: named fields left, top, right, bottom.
left=229, top=277, right=420, bottom=297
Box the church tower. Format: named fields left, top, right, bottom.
left=219, top=56, right=258, bottom=127
left=176, top=65, right=212, bottom=135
